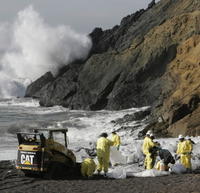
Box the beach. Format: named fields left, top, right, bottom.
left=1, top=161, right=200, bottom=193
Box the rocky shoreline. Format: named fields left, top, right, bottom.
left=1, top=160, right=200, bottom=193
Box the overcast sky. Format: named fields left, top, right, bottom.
left=0, top=0, right=159, bottom=33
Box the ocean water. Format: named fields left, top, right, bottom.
left=1, top=97, right=200, bottom=178
left=0, top=98, right=148, bottom=160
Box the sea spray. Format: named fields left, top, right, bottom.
left=0, top=6, right=92, bottom=98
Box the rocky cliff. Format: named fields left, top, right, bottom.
left=25, top=0, right=200, bottom=137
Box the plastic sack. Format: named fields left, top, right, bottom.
left=107, top=166, right=127, bottom=179
left=129, top=169, right=169, bottom=177
left=110, top=147, right=127, bottom=165
left=126, top=155, right=134, bottom=164
left=191, top=157, right=200, bottom=170
left=170, top=164, right=187, bottom=174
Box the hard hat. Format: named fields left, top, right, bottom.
left=146, top=130, right=152, bottom=135
left=178, top=134, right=184, bottom=139
left=185, top=136, right=190, bottom=140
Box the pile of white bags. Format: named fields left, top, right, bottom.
left=110, top=147, right=127, bottom=166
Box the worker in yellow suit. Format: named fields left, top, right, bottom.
left=176, top=135, right=192, bottom=170
left=185, top=136, right=194, bottom=152
left=184, top=136, right=193, bottom=170
left=111, top=131, right=121, bottom=150
left=96, top=132, right=114, bottom=176
left=81, top=158, right=96, bottom=178
left=142, top=130, right=156, bottom=169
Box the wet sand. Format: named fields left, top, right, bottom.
left=1, top=161, right=200, bottom=193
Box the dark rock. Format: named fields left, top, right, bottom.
left=133, top=110, right=151, bottom=120
left=89, top=73, right=121, bottom=110
left=169, top=104, right=191, bottom=125
left=25, top=72, right=54, bottom=98
left=111, top=108, right=151, bottom=125
left=39, top=65, right=79, bottom=108
left=138, top=120, right=170, bottom=138
left=148, top=0, right=156, bottom=9
left=188, top=94, right=200, bottom=112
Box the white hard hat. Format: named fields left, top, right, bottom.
left=178, top=134, right=184, bottom=139
left=146, top=130, right=152, bottom=135
left=185, top=136, right=190, bottom=140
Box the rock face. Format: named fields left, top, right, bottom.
left=26, top=0, right=200, bottom=136
left=25, top=72, right=54, bottom=98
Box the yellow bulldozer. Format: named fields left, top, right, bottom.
left=16, top=128, right=77, bottom=179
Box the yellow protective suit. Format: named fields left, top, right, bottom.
left=142, top=136, right=156, bottom=169
left=185, top=140, right=193, bottom=152
left=81, top=158, right=96, bottom=177
left=112, top=134, right=121, bottom=150
left=176, top=140, right=192, bottom=169
left=96, top=137, right=114, bottom=173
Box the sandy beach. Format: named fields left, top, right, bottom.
left=1, top=161, right=200, bottom=193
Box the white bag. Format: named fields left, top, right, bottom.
left=170, top=164, right=187, bottom=174
left=108, top=166, right=127, bottom=179
left=110, top=147, right=127, bottom=165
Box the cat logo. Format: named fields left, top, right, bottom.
left=21, top=154, right=34, bottom=165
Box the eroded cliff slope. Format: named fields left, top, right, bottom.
left=25, top=0, right=200, bottom=136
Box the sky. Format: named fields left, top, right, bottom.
left=0, top=0, right=159, bottom=33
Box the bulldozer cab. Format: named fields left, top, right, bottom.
left=34, top=128, right=69, bottom=147
left=17, top=132, right=46, bottom=146
left=16, top=128, right=76, bottom=176
left=16, top=128, right=69, bottom=148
